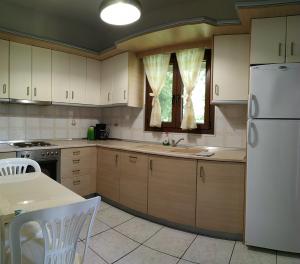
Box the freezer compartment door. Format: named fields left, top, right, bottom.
left=246, top=119, right=300, bottom=253
left=249, top=63, right=300, bottom=119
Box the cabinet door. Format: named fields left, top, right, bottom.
left=10, top=42, right=31, bottom=100
left=0, top=40, right=9, bottom=99
left=250, top=17, right=286, bottom=64
left=286, top=15, right=300, bottom=63
left=213, top=35, right=250, bottom=102
left=97, top=148, right=120, bottom=202
left=148, top=156, right=197, bottom=226
left=32, top=46, right=52, bottom=102
left=196, top=161, right=245, bottom=235
left=85, top=58, right=101, bottom=105
left=112, top=53, right=128, bottom=104
left=70, top=54, right=86, bottom=104
left=120, top=152, right=148, bottom=213
left=52, top=51, right=70, bottom=103
left=100, top=58, right=113, bottom=105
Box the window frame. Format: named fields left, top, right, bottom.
left=144, top=49, right=214, bottom=135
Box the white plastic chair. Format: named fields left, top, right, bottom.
left=0, top=158, right=41, bottom=176
left=9, top=196, right=101, bottom=264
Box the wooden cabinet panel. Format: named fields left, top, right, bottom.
left=148, top=155, right=197, bottom=226
left=250, top=17, right=286, bottom=64
left=32, top=46, right=52, bottom=102
left=120, top=152, right=148, bottom=213
left=85, top=58, right=101, bottom=105
left=97, top=148, right=120, bottom=202
left=212, top=34, right=250, bottom=103
left=10, top=42, right=32, bottom=100
left=0, top=39, right=9, bottom=99
left=61, top=174, right=94, bottom=197
left=0, top=152, right=16, bottom=159
left=196, top=161, right=245, bottom=235
left=52, top=50, right=70, bottom=103
left=286, top=15, right=300, bottom=63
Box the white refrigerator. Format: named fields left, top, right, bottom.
left=246, top=63, right=300, bottom=253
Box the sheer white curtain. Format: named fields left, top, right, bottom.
left=143, top=54, right=171, bottom=127
left=176, top=48, right=204, bottom=130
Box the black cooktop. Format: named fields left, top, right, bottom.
left=11, top=141, right=54, bottom=148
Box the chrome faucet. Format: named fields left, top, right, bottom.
left=171, top=138, right=184, bottom=147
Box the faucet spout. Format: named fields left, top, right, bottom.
left=171, top=138, right=184, bottom=147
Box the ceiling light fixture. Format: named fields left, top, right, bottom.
left=99, top=0, right=141, bottom=26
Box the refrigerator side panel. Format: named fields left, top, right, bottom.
left=249, top=63, right=300, bottom=119
left=246, top=119, right=300, bottom=253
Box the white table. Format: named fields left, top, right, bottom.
left=0, top=172, right=84, bottom=263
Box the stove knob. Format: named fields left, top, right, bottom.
left=46, top=152, right=50, bottom=156
left=51, top=152, right=54, bottom=156
left=55, top=151, right=58, bottom=155
left=41, top=153, right=45, bottom=157
left=21, top=154, right=25, bottom=158
left=26, top=154, right=30, bottom=158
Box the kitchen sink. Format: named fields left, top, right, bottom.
left=136, top=144, right=209, bottom=155
left=169, top=147, right=206, bottom=154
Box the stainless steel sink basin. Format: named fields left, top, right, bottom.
left=136, top=144, right=209, bottom=155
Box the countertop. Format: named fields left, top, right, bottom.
left=0, top=139, right=246, bottom=163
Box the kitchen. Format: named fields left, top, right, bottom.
left=0, top=0, right=299, bottom=263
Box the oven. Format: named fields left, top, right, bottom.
left=16, top=149, right=61, bottom=182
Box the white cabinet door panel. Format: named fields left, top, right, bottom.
left=70, top=54, right=86, bottom=104
left=10, top=42, right=31, bottom=100
left=32, top=46, right=51, bottom=102
left=112, top=53, right=128, bottom=104
left=286, top=15, right=300, bottom=63
left=0, top=39, right=9, bottom=99
left=85, top=58, right=101, bottom=105
left=100, top=58, right=113, bottom=105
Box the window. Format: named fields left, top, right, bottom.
left=145, top=49, right=214, bottom=134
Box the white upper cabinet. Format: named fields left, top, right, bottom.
left=286, top=16, right=300, bottom=63
left=10, top=42, right=32, bottom=100
left=85, top=58, right=101, bottom=105
left=52, top=50, right=70, bottom=103
left=212, top=34, right=250, bottom=103
left=0, top=39, right=9, bottom=100
left=100, top=57, right=113, bottom=105
left=32, top=46, right=52, bottom=102
left=69, top=54, right=86, bottom=104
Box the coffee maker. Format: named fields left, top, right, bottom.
left=95, top=123, right=110, bottom=140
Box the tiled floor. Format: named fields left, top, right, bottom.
left=77, top=202, right=300, bottom=264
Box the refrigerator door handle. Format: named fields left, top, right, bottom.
left=248, top=93, right=258, bottom=118
left=248, top=121, right=257, bottom=147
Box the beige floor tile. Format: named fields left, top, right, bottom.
left=76, top=242, right=107, bottom=264
left=230, top=242, right=276, bottom=264
left=144, top=227, right=196, bottom=258
left=177, top=260, right=195, bottom=264
left=89, top=229, right=139, bottom=263
left=182, top=235, right=234, bottom=264
left=277, top=252, right=300, bottom=264
left=114, top=217, right=162, bottom=243
left=96, top=206, right=134, bottom=227
left=99, top=201, right=111, bottom=211
left=115, top=245, right=179, bottom=264
left=80, top=218, right=110, bottom=240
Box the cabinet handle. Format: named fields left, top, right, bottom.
left=278, top=42, right=282, bottom=57
left=2, top=84, right=6, bottom=94
left=73, top=179, right=81, bottom=185
left=34, top=88, right=37, bottom=97
left=123, top=90, right=126, bottom=100
left=72, top=159, right=80, bottom=164
left=214, top=84, right=219, bottom=96
left=66, top=90, right=68, bottom=99
left=72, top=91, right=74, bottom=100
left=73, top=151, right=80, bottom=156
left=26, top=87, right=30, bottom=96
left=115, top=154, right=118, bottom=166
left=129, top=156, right=137, bottom=163
left=108, top=92, right=110, bottom=102
left=291, top=42, right=295, bottom=56
left=199, top=166, right=205, bottom=181
left=72, top=169, right=80, bottom=174
left=149, top=159, right=153, bottom=171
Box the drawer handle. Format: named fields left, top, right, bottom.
left=73, top=151, right=80, bottom=156
left=73, top=180, right=81, bottom=185
left=3, top=84, right=7, bottom=94
left=72, top=169, right=80, bottom=174
left=73, top=159, right=80, bottom=164
left=129, top=156, right=137, bottom=163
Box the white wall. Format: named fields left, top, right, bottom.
left=100, top=105, right=247, bottom=148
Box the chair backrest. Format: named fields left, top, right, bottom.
left=0, top=158, right=41, bottom=176
left=9, top=196, right=101, bottom=264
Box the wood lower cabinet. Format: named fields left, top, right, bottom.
left=61, top=147, right=97, bottom=196
left=119, top=152, right=148, bottom=213
left=196, top=161, right=245, bottom=235
left=148, top=155, right=197, bottom=227
left=97, top=148, right=121, bottom=202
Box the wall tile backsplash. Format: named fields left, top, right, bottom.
left=0, top=104, right=100, bottom=141
left=0, top=103, right=247, bottom=148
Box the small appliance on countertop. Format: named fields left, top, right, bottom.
left=87, top=126, right=95, bottom=140
left=95, top=123, right=110, bottom=140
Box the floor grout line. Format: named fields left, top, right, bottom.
left=111, top=244, right=143, bottom=264
left=179, top=234, right=197, bottom=259
left=228, top=241, right=237, bottom=264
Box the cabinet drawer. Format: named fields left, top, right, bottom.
left=61, top=174, right=95, bottom=197
left=61, top=167, right=96, bottom=179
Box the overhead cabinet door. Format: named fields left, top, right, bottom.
left=112, top=53, right=128, bottom=104
left=100, top=58, right=113, bottom=105
left=0, top=39, right=9, bottom=100
left=32, top=46, right=52, bottom=102
left=10, top=42, right=32, bottom=100
left=286, top=15, right=300, bottom=63
left=85, top=58, right=101, bottom=105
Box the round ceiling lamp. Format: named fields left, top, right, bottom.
left=99, top=0, right=142, bottom=26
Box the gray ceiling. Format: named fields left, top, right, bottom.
left=0, top=0, right=279, bottom=52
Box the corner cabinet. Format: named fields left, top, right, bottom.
left=251, top=16, right=300, bottom=64
left=212, top=34, right=250, bottom=104
left=85, top=58, right=101, bottom=105
left=196, top=161, right=245, bottom=237
left=100, top=52, right=144, bottom=107
left=0, top=39, right=9, bottom=101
